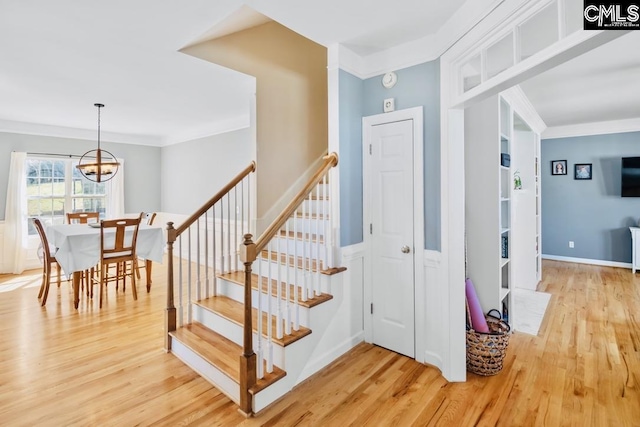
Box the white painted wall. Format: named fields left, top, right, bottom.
left=160, top=128, right=253, bottom=216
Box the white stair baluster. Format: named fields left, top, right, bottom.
left=276, top=231, right=283, bottom=339
left=267, top=244, right=273, bottom=373
left=227, top=193, right=231, bottom=273
left=220, top=196, right=225, bottom=275
left=234, top=186, right=238, bottom=271
left=315, top=184, right=321, bottom=296
left=196, top=219, right=201, bottom=302
left=257, top=257, right=264, bottom=379
left=212, top=204, right=217, bottom=296
left=285, top=220, right=291, bottom=335
left=204, top=211, right=210, bottom=299
left=178, top=235, right=184, bottom=327
left=293, top=207, right=300, bottom=330
left=187, top=227, right=193, bottom=324
left=301, top=198, right=307, bottom=302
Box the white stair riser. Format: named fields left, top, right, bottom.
left=255, top=258, right=329, bottom=294
left=170, top=339, right=240, bottom=404
left=299, top=198, right=328, bottom=215
left=285, top=217, right=329, bottom=235
left=214, top=277, right=312, bottom=328
left=193, top=304, right=286, bottom=367
left=267, top=239, right=328, bottom=260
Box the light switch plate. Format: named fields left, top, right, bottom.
left=383, top=98, right=395, bottom=113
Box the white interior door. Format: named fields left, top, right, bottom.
left=369, top=119, right=415, bottom=358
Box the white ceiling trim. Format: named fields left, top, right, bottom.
left=0, top=119, right=162, bottom=146
left=334, top=0, right=506, bottom=79
left=542, top=117, right=640, bottom=140
left=161, top=114, right=251, bottom=147
left=501, top=85, right=547, bottom=134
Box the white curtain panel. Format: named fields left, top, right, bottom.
left=107, top=158, right=125, bottom=218
left=2, top=152, right=28, bottom=274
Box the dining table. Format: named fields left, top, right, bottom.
left=47, top=223, right=165, bottom=309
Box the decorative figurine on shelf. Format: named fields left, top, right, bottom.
left=514, top=170, right=522, bottom=190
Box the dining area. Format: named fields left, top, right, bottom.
left=33, top=211, right=164, bottom=309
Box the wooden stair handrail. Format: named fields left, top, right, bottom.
left=252, top=153, right=338, bottom=258
left=165, top=160, right=255, bottom=352
left=169, top=161, right=256, bottom=240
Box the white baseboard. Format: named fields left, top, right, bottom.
left=423, top=351, right=443, bottom=370
left=298, top=331, right=365, bottom=383
left=542, top=254, right=632, bottom=269
left=340, top=242, right=365, bottom=260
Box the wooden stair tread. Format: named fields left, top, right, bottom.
left=220, top=271, right=333, bottom=308
left=260, top=250, right=320, bottom=272
left=306, top=194, right=328, bottom=200
left=169, top=322, right=286, bottom=394
left=258, top=251, right=347, bottom=276
left=293, top=212, right=327, bottom=220
left=277, top=230, right=324, bottom=243
left=195, top=295, right=312, bottom=347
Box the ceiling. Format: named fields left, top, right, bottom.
left=0, top=0, right=638, bottom=146
left=0, top=0, right=467, bottom=146
left=520, top=31, right=640, bottom=131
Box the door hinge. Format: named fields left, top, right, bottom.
left=370, top=223, right=373, bottom=234
left=371, top=303, right=373, bottom=314
left=369, top=144, right=372, bottom=155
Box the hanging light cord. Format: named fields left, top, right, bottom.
left=95, top=103, right=104, bottom=150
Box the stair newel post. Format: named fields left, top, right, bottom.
left=165, top=222, right=177, bottom=352
left=239, top=233, right=257, bottom=416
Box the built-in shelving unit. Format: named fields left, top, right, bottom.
left=535, top=138, right=542, bottom=281
left=465, top=94, right=513, bottom=323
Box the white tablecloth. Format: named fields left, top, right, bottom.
left=47, top=223, right=164, bottom=274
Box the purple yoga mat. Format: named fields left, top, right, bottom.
left=465, top=278, right=489, bottom=333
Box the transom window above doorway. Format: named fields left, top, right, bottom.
left=458, top=0, right=583, bottom=95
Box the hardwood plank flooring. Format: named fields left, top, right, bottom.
left=0, top=260, right=638, bottom=426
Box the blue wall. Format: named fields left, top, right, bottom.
left=339, top=70, right=365, bottom=246
left=0, top=132, right=161, bottom=220
left=541, top=131, right=640, bottom=263
left=338, top=60, right=441, bottom=249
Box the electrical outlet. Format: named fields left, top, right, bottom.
left=569, top=241, right=574, bottom=248
left=383, top=98, right=395, bottom=113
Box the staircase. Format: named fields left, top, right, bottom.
left=164, top=154, right=349, bottom=415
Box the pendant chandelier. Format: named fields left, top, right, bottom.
left=76, top=103, right=120, bottom=183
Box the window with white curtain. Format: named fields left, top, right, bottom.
left=26, top=157, right=107, bottom=234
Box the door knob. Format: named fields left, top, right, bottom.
left=401, top=245, right=411, bottom=254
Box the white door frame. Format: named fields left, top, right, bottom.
left=362, top=106, right=425, bottom=362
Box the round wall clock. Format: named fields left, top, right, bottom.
left=382, top=71, right=397, bottom=89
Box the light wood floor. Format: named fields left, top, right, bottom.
left=0, top=260, right=638, bottom=426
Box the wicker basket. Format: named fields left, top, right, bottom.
left=466, top=309, right=510, bottom=376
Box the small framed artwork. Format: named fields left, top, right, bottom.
left=575, top=163, right=592, bottom=180
left=551, top=160, right=567, bottom=175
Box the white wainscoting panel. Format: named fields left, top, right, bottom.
left=423, top=249, right=444, bottom=371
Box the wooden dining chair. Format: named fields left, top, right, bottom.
left=66, top=211, right=100, bottom=295
left=135, top=212, right=157, bottom=290
left=66, top=212, right=100, bottom=224
left=95, top=216, right=142, bottom=308
left=31, top=218, right=62, bottom=306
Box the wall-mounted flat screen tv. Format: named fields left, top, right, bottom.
left=621, top=157, right=640, bottom=197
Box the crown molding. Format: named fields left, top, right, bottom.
left=542, top=117, right=640, bottom=140
left=334, top=0, right=505, bottom=79
left=0, top=119, right=162, bottom=146
left=160, top=114, right=251, bottom=146
left=0, top=114, right=252, bottom=148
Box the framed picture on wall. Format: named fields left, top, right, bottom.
left=575, top=163, right=592, bottom=180
left=551, top=160, right=567, bottom=175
